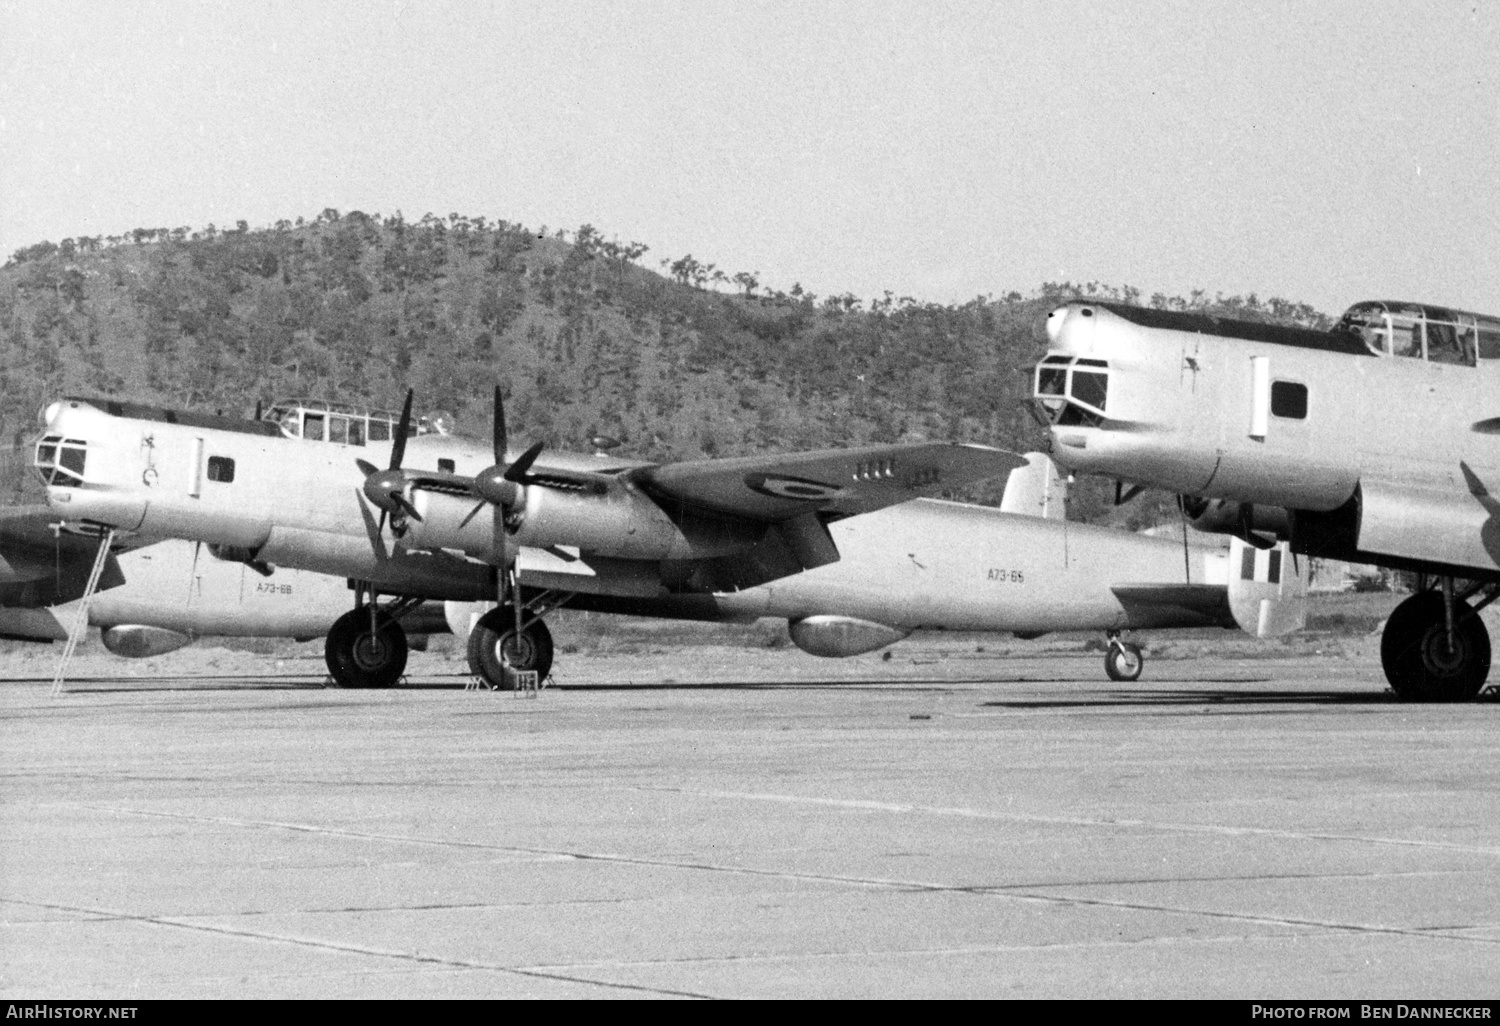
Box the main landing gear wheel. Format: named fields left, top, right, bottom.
left=1380, top=591, right=1490, bottom=702
left=325, top=608, right=409, bottom=689
left=1105, top=641, right=1144, bottom=682
left=467, top=606, right=554, bottom=690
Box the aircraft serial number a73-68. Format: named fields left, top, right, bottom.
left=1031, top=297, right=1500, bottom=702
left=34, top=390, right=1022, bottom=688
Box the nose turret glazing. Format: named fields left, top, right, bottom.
left=34, top=435, right=88, bottom=487
left=1033, top=356, right=1110, bottom=427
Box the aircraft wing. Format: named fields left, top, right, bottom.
left=0, top=504, right=97, bottom=556
left=1110, top=583, right=1233, bottom=629
left=632, top=443, right=1027, bottom=521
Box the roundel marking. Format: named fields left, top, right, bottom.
left=743, top=473, right=846, bottom=501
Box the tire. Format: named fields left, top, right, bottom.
left=466, top=606, right=554, bottom=689
left=1104, top=641, right=1143, bottom=682
left=324, top=608, right=409, bottom=689
left=1380, top=591, right=1490, bottom=702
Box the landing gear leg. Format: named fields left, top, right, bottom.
left=1380, top=581, right=1493, bottom=702
left=324, top=586, right=418, bottom=689
left=466, top=586, right=570, bottom=689
left=1104, top=630, right=1144, bottom=682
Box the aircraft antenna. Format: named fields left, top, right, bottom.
left=1178, top=498, right=1191, bottom=582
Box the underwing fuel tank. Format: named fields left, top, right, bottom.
left=100, top=625, right=193, bottom=658
left=787, top=616, right=912, bottom=657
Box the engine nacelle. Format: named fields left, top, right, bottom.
left=788, top=615, right=911, bottom=657
left=1179, top=496, right=1290, bottom=539
left=101, top=625, right=193, bottom=658
left=408, top=481, right=761, bottom=562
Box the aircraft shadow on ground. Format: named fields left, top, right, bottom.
left=981, top=688, right=1500, bottom=709
left=553, top=677, right=1094, bottom=692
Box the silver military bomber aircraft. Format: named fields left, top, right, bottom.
left=0, top=507, right=448, bottom=661
left=34, top=391, right=1023, bottom=688
left=1031, top=298, right=1500, bottom=701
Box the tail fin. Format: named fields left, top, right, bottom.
left=999, top=452, right=1067, bottom=520
left=1226, top=537, right=1308, bottom=638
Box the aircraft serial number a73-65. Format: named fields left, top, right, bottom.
left=34, top=391, right=1022, bottom=688
left=1031, top=297, right=1500, bottom=702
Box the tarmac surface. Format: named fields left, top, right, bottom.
left=3, top=639, right=1499, bottom=999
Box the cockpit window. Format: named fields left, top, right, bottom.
left=1033, top=357, right=1109, bottom=427
left=34, top=435, right=87, bottom=486
left=1338, top=301, right=1482, bottom=366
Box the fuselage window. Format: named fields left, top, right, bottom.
left=1476, top=321, right=1500, bottom=360
left=304, top=413, right=325, bottom=441
left=438, top=458, right=455, bottom=473
left=1426, top=320, right=1470, bottom=365
left=1270, top=381, right=1308, bottom=419
left=207, top=456, right=235, bottom=483
left=1070, top=371, right=1108, bottom=411
left=1389, top=315, right=1421, bottom=358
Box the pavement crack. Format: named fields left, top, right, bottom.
left=0, top=897, right=712, bottom=999
left=633, top=785, right=1500, bottom=858
left=56, top=803, right=1500, bottom=953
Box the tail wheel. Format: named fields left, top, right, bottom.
left=1381, top=592, right=1490, bottom=702
left=324, top=608, right=408, bottom=689
left=1104, top=641, right=1143, bottom=682
left=466, top=606, right=554, bottom=689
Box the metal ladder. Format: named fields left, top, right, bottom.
left=50, top=528, right=115, bottom=696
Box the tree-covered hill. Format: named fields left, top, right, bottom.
left=0, top=210, right=1331, bottom=522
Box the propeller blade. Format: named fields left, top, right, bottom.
left=392, top=493, right=423, bottom=523
left=390, top=389, right=414, bottom=470
left=355, top=458, right=379, bottom=478
left=504, top=441, right=546, bottom=483
left=493, top=385, right=507, bottom=466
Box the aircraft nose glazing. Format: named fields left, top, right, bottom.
left=1033, top=355, right=1110, bottom=427
left=34, top=435, right=89, bottom=487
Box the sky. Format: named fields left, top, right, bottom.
left=2, top=0, right=1498, bottom=316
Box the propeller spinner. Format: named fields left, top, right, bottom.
left=469, top=387, right=545, bottom=513
left=356, top=390, right=423, bottom=527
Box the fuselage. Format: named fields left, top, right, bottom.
left=1033, top=301, right=1500, bottom=577
left=555, top=497, right=1238, bottom=637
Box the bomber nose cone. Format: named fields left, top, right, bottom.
left=1044, top=306, right=1068, bottom=344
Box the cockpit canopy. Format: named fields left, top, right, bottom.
left=1337, top=301, right=1500, bottom=366
left=261, top=398, right=446, bottom=446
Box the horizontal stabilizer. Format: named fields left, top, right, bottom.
left=1111, top=583, right=1233, bottom=628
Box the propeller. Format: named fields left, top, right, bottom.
left=356, top=389, right=423, bottom=529
left=470, top=387, right=546, bottom=512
